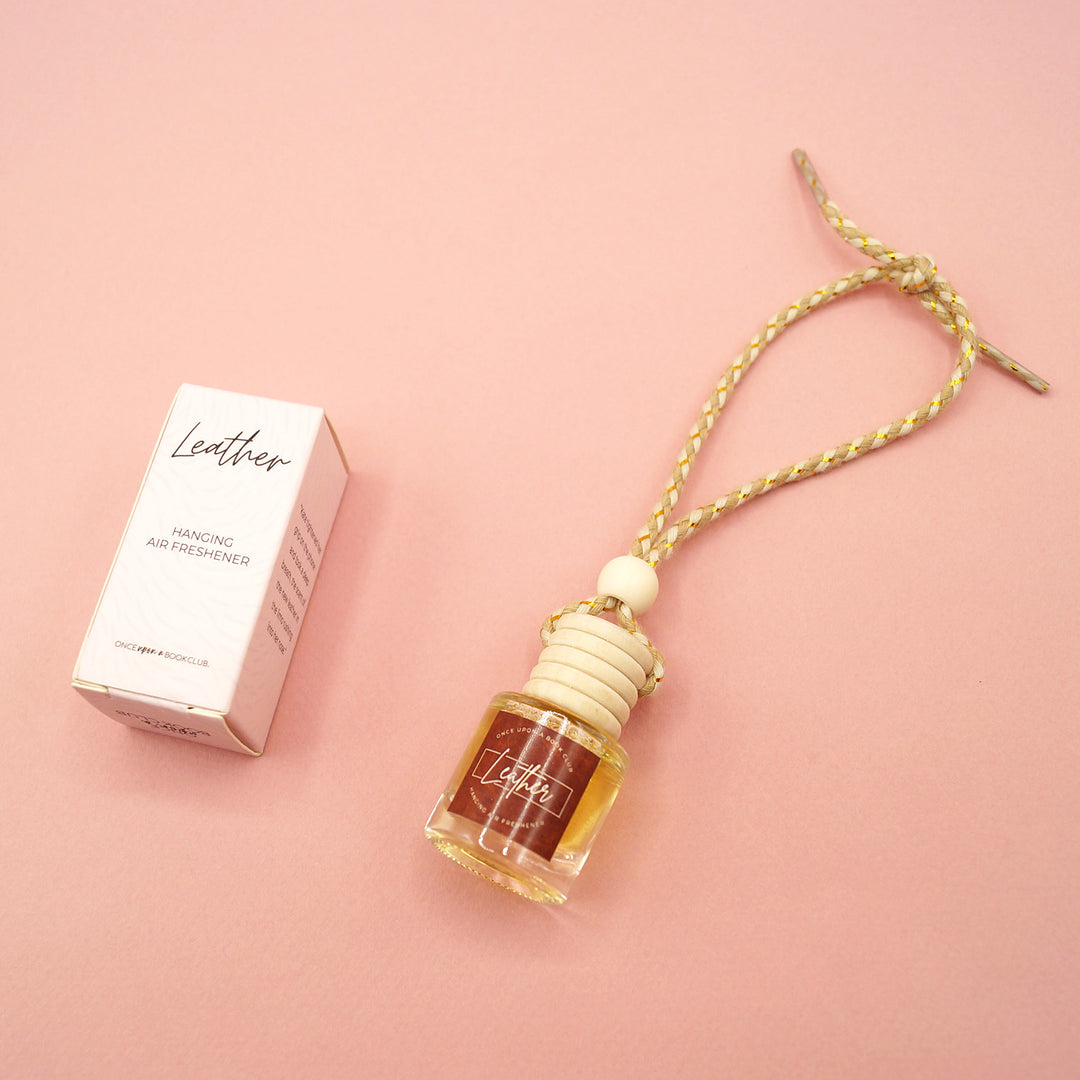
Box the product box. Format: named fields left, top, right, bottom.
left=72, top=384, right=348, bottom=754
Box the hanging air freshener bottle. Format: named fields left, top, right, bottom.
left=425, top=149, right=1049, bottom=904
left=425, top=557, right=662, bottom=903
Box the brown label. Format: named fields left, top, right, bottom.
left=448, top=710, right=601, bottom=860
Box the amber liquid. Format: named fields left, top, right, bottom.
left=425, top=692, right=628, bottom=903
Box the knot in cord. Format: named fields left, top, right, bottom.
left=886, top=251, right=938, bottom=294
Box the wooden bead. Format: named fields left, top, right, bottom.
left=596, top=555, right=659, bottom=615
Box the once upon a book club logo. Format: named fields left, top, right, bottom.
left=171, top=422, right=291, bottom=472
left=471, top=748, right=575, bottom=819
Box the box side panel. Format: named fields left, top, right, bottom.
left=74, top=683, right=258, bottom=755
left=227, top=415, right=348, bottom=752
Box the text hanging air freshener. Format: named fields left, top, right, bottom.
left=424, top=149, right=1050, bottom=904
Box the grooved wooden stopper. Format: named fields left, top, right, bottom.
left=524, top=612, right=656, bottom=740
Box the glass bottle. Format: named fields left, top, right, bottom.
left=426, top=581, right=658, bottom=904
left=424, top=691, right=628, bottom=904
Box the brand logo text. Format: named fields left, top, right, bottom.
left=171, top=422, right=291, bottom=472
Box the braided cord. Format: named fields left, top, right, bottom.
left=630, top=149, right=1049, bottom=567
left=541, top=149, right=1048, bottom=695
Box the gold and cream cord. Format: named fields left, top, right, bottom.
left=534, top=148, right=1048, bottom=723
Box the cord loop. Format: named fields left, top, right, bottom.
left=626, top=148, right=1049, bottom=568
left=541, top=149, right=1049, bottom=700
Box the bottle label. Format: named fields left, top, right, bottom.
left=448, top=710, right=601, bottom=860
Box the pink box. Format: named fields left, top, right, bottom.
left=72, top=385, right=348, bottom=754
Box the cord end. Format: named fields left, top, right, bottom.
left=978, top=339, right=1050, bottom=393
left=792, top=148, right=828, bottom=207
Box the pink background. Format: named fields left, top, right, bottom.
left=3, top=3, right=1078, bottom=1077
